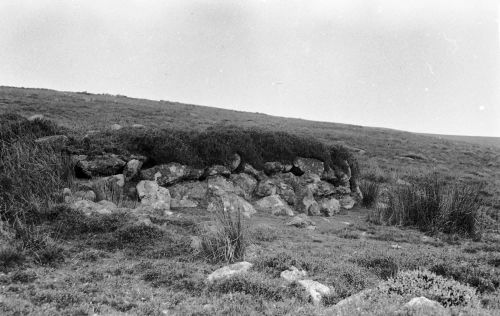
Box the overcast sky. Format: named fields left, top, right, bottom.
left=1, top=0, right=499, bottom=136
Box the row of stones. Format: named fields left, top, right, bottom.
left=69, top=152, right=358, bottom=218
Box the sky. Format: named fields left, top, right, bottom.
left=0, top=0, right=499, bottom=137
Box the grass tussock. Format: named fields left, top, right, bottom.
left=355, top=255, right=399, bottom=280
left=369, top=174, right=483, bottom=237
left=14, top=223, right=65, bottom=265
left=0, top=115, right=74, bottom=225
left=199, top=198, right=247, bottom=263
left=0, top=245, right=25, bottom=272
left=207, top=271, right=306, bottom=302
left=359, top=180, right=381, bottom=208
left=253, top=252, right=325, bottom=277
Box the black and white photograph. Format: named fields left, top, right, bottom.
left=0, top=0, right=499, bottom=315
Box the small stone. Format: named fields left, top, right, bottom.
left=254, top=195, right=294, bottom=216
left=255, top=179, right=277, bottom=197
left=27, top=114, right=44, bottom=121
left=73, top=190, right=97, bottom=202
left=136, top=180, right=171, bottom=212
left=404, top=297, right=445, bottom=311
left=62, top=188, right=72, bottom=196
left=207, top=191, right=256, bottom=218
left=319, top=198, right=341, bottom=216
left=71, top=199, right=116, bottom=216
left=140, top=163, right=191, bottom=186
left=229, top=153, right=241, bottom=171
left=75, top=154, right=126, bottom=178
left=340, top=196, right=356, bottom=210
left=293, top=157, right=325, bottom=176
left=242, top=163, right=264, bottom=180
left=230, top=173, right=257, bottom=200
left=207, top=262, right=253, bottom=283
left=205, top=165, right=231, bottom=178
left=171, top=198, right=198, bottom=209
left=263, top=161, right=284, bottom=175
left=297, top=188, right=320, bottom=215
left=298, top=279, right=332, bottom=305
left=286, top=214, right=315, bottom=228
left=125, top=159, right=143, bottom=181
left=110, top=123, right=122, bottom=130
left=281, top=266, right=308, bottom=282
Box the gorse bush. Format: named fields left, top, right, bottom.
left=370, top=174, right=483, bottom=237
left=199, top=196, right=247, bottom=263
left=381, top=269, right=480, bottom=308
left=430, top=261, right=500, bottom=293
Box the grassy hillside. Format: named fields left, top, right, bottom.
left=1, top=86, right=499, bottom=208
left=420, top=133, right=500, bottom=149
left=1, top=86, right=500, bottom=315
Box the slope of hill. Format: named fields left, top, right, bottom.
left=1, top=86, right=499, bottom=206
left=420, top=133, right=500, bottom=149
left=1, top=86, right=500, bottom=315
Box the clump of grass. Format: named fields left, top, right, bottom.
left=50, top=206, right=130, bottom=238
left=199, top=197, right=247, bottom=263
left=10, top=269, right=37, bottom=283
left=112, top=223, right=164, bottom=248
left=141, top=232, right=193, bottom=259
left=355, top=255, right=399, bottom=280
left=0, top=138, right=73, bottom=225
left=253, top=252, right=325, bottom=277
left=440, top=183, right=483, bottom=237
left=361, top=159, right=391, bottom=183
left=336, top=227, right=360, bottom=239
left=370, top=174, right=483, bottom=237
left=141, top=262, right=206, bottom=293
left=249, top=224, right=279, bottom=243
left=463, top=243, right=500, bottom=254
left=0, top=245, right=25, bottom=272
left=359, top=180, right=381, bottom=208
left=14, top=223, right=64, bottom=265
left=207, top=271, right=306, bottom=302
